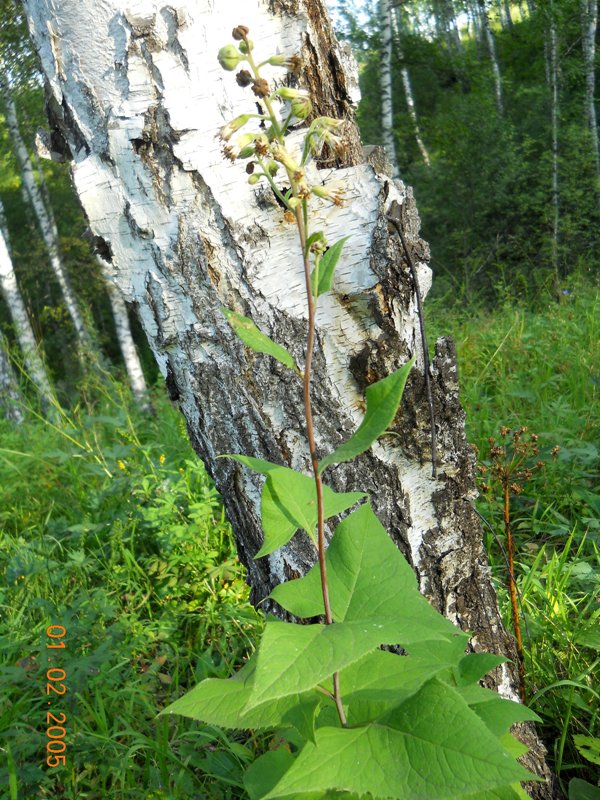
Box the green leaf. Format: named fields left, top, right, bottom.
left=256, top=467, right=365, bottom=558
left=263, top=678, right=534, bottom=799
left=569, top=778, right=600, bottom=800
left=245, top=616, right=440, bottom=711
left=160, top=656, right=320, bottom=735
left=270, top=503, right=461, bottom=643
left=223, top=454, right=283, bottom=475
left=457, top=685, right=541, bottom=737
left=574, top=735, right=600, bottom=766
left=222, top=308, right=300, bottom=374
left=319, top=358, right=415, bottom=471
left=244, top=750, right=295, bottom=800
left=457, top=653, right=508, bottom=685
left=310, top=237, right=349, bottom=297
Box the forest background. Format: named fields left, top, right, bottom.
left=0, top=0, right=598, bottom=798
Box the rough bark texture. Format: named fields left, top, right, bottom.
left=23, top=0, right=556, bottom=794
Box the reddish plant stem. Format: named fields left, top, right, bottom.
left=503, top=479, right=526, bottom=703
left=295, top=206, right=347, bottom=728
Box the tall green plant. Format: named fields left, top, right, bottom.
left=162, top=25, right=541, bottom=799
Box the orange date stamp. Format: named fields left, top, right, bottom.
left=45, top=625, right=67, bottom=767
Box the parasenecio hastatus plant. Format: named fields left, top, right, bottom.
left=162, top=26, right=541, bottom=799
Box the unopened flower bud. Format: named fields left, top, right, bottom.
left=288, top=197, right=301, bottom=210
left=268, top=54, right=289, bottom=66
left=239, top=39, right=254, bottom=54
left=223, top=132, right=256, bottom=161
left=266, top=160, right=279, bottom=176
left=248, top=173, right=262, bottom=185
left=232, top=25, right=250, bottom=41
left=291, top=96, right=312, bottom=120
left=218, top=44, right=243, bottom=71
left=276, top=87, right=304, bottom=101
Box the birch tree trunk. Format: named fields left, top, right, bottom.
left=0, top=333, right=24, bottom=424
left=24, top=0, right=556, bottom=793
left=479, top=0, right=505, bottom=113
left=0, top=74, right=92, bottom=351
left=380, top=0, right=401, bottom=178
left=580, top=0, right=600, bottom=193
left=98, top=256, right=149, bottom=407
left=0, top=197, right=55, bottom=412
left=392, top=6, right=432, bottom=166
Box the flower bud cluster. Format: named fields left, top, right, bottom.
left=216, top=24, right=348, bottom=215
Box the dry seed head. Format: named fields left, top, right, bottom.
left=232, top=25, right=250, bottom=41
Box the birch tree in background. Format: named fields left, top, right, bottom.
left=580, top=0, right=599, bottom=193
left=479, top=0, right=505, bottom=113
left=380, top=0, right=401, bottom=177
left=392, top=3, right=431, bottom=166
left=0, top=197, right=55, bottom=411
left=0, top=74, right=93, bottom=352
left=0, top=332, right=24, bottom=423
left=97, top=256, right=149, bottom=408
left=23, top=0, right=556, bottom=791
left=548, top=6, right=560, bottom=282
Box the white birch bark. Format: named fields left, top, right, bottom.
left=0, top=333, right=24, bottom=424
left=392, top=7, right=432, bottom=166
left=22, top=1, right=556, bottom=791
left=98, top=255, right=149, bottom=406
left=0, top=75, right=92, bottom=351
left=479, top=0, right=505, bottom=113
left=380, top=0, right=400, bottom=178
left=580, top=0, right=600, bottom=192
left=0, top=198, right=55, bottom=411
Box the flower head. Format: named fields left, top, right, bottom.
left=218, top=44, right=244, bottom=71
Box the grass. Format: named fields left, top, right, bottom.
left=0, top=377, right=262, bottom=799
left=1, top=279, right=599, bottom=798
left=427, top=278, right=600, bottom=792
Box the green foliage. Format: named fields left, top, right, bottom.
left=310, top=236, right=349, bottom=297
left=427, top=284, right=600, bottom=788
left=319, top=358, right=415, bottom=471
left=166, top=501, right=538, bottom=798
left=222, top=308, right=301, bottom=376
left=0, top=384, right=262, bottom=799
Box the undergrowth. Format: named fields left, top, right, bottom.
left=0, top=378, right=261, bottom=799
left=427, top=280, right=600, bottom=791
left=1, top=280, right=598, bottom=797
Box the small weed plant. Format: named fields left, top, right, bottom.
left=163, top=26, right=541, bottom=799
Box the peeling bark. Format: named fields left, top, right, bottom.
left=23, top=0, right=556, bottom=793
left=580, top=0, right=600, bottom=193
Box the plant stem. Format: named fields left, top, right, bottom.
left=503, top=479, right=526, bottom=703
left=295, top=203, right=347, bottom=728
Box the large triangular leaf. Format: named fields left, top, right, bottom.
left=263, top=678, right=534, bottom=799
left=256, top=467, right=365, bottom=558
left=457, top=684, right=542, bottom=737
left=270, top=503, right=461, bottom=643
left=246, top=616, right=448, bottom=711
left=319, top=358, right=415, bottom=472
left=457, top=652, right=508, bottom=685
left=222, top=308, right=300, bottom=375
left=160, top=655, right=320, bottom=735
